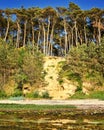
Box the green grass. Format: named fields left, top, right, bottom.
left=25, top=91, right=40, bottom=99
left=70, top=91, right=104, bottom=100
left=70, top=91, right=88, bottom=99
left=88, top=91, right=104, bottom=100
left=0, top=104, right=76, bottom=110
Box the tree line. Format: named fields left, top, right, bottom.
left=0, top=2, right=104, bottom=56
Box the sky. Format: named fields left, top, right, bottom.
left=0, top=0, right=104, bottom=10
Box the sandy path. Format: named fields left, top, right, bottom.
left=0, top=99, right=104, bottom=109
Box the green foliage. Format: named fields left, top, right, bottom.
left=20, top=47, right=44, bottom=85
left=67, top=72, right=82, bottom=88
left=0, top=104, right=76, bottom=110
left=0, top=91, right=7, bottom=99
left=26, top=91, right=40, bottom=99
left=26, top=91, right=51, bottom=99
left=15, top=73, right=28, bottom=85
left=89, top=91, right=104, bottom=100
left=70, top=91, right=87, bottom=99
left=58, top=79, right=64, bottom=85
left=33, top=91, right=40, bottom=98
left=59, top=42, right=104, bottom=89
left=41, top=91, right=51, bottom=99
left=0, top=39, right=44, bottom=94
left=69, top=2, right=81, bottom=12
left=11, top=89, right=23, bottom=97
left=0, top=40, right=19, bottom=88
left=17, top=48, right=26, bottom=68
left=70, top=91, right=104, bottom=100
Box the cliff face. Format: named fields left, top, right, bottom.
left=3, top=56, right=104, bottom=99
left=38, top=56, right=104, bottom=99
left=38, top=56, right=77, bottom=99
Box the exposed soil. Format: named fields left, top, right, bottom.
left=42, top=56, right=67, bottom=99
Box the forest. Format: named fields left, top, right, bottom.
left=0, top=2, right=104, bottom=55
left=0, top=2, right=104, bottom=98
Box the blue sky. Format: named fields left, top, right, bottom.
left=0, top=0, right=104, bottom=10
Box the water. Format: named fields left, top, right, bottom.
left=0, top=109, right=104, bottom=130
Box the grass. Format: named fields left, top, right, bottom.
left=88, top=91, right=104, bottom=100
left=70, top=91, right=88, bottom=99
left=70, top=91, right=104, bottom=100
left=25, top=91, right=51, bottom=99
left=25, top=91, right=40, bottom=99
left=0, top=104, right=76, bottom=110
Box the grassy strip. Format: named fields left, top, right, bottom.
left=88, top=91, right=104, bottom=100
left=0, top=104, right=76, bottom=111
left=70, top=91, right=104, bottom=100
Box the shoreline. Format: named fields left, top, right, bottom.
left=0, top=99, right=104, bottom=110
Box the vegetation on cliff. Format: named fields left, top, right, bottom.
left=0, top=39, right=44, bottom=97
left=58, top=39, right=104, bottom=98
left=0, top=2, right=104, bottom=99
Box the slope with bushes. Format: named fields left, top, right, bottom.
left=58, top=40, right=104, bottom=98
left=0, top=39, right=44, bottom=97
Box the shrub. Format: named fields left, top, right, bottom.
left=41, top=91, right=51, bottom=99
left=58, top=79, right=64, bottom=85
left=33, top=91, right=40, bottom=98
left=0, top=91, right=7, bottom=99
left=26, top=91, right=40, bottom=99
left=11, top=89, right=23, bottom=97
left=59, top=43, right=104, bottom=90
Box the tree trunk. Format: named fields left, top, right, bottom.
left=43, top=24, right=46, bottom=55
left=37, top=30, right=40, bottom=52
left=16, top=19, right=21, bottom=48
left=31, top=21, right=34, bottom=47
left=84, top=25, right=87, bottom=45
left=93, top=28, right=96, bottom=43
left=23, top=20, right=27, bottom=47
left=98, top=19, right=101, bottom=44
left=4, top=18, right=10, bottom=41
left=46, top=17, right=50, bottom=55
left=75, top=20, right=78, bottom=46
left=68, top=33, right=71, bottom=51
left=78, top=31, right=83, bottom=45
left=50, top=22, right=55, bottom=56
left=63, top=19, right=68, bottom=56
left=71, top=28, right=74, bottom=46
